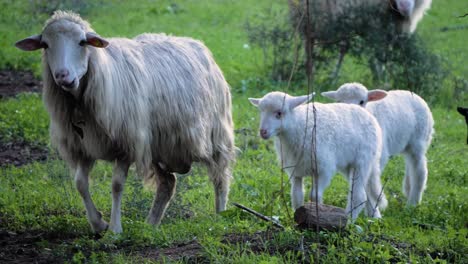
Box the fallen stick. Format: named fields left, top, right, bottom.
left=232, top=203, right=285, bottom=229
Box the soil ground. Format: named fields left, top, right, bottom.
left=0, top=69, right=48, bottom=167
left=0, top=141, right=49, bottom=167
left=0, top=70, right=42, bottom=99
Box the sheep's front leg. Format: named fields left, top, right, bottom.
left=75, top=160, right=108, bottom=233
left=290, top=176, right=304, bottom=210
left=147, top=165, right=177, bottom=226
left=109, top=160, right=130, bottom=233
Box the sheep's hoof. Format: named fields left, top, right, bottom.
left=91, top=214, right=109, bottom=234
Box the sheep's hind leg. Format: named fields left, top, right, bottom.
left=147, top=164, right=177, bottom=226
left=74, top=160, right=108, bottom=233
left=207, top=161, right=232, bottom=213
left=109, top=160, right=130, bottom=233
left=403, top=154, right=412, bottom=198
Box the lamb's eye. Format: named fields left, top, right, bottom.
left=275, top=111, right=282, bottom=119
left=359, top=100, right=364, bottom=105
left=79, top=40, right=87, bottom=46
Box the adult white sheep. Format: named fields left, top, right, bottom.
left=322, top=83, right=434, bottom=205
left=15, top=11, right=235, bottom=233
left=249, top=91, right=387, bottom=220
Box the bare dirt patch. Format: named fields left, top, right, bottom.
left=0, top=141, right=49, bottom=167
left=0, top=229, right=73, bottom=264
left=0, top=69, right=42, bottom=99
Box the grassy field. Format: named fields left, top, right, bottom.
left=0, top=0, right=467, bottom=263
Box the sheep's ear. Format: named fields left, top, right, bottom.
left=289, top=93, right=315, bottom=109
left=15, top=34, right=44, bottom=51
left=248, top=98, right=261, bottom=107
left=85, top=32, right=109, bottom=48
left=321, top=91, right=339, bottom=101
left=367, top=90, right=387, bottom=102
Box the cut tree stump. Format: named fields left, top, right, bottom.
left=294, top=202, right=348, bottom=231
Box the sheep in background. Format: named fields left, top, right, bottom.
left=15, top=11, right=235, bottom=233
left=392, top=0, right=433, bottom=33
left=249, top=92, right=387, bottom=220
left=288, top=0, right=432, bottom=35
left=287, top=0, right=432, bottom=81
left=322, top=83, right=434, bottom=205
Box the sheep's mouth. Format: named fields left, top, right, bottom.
left=60, top=78, right=77, bottom=90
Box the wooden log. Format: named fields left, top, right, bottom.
left=294, top=202, right=348, bottom=231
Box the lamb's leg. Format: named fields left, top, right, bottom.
left=74, top=160, right=108, bottom=233
left=406, top=148, right=428, bottom=206
left=346, top=167, right=368, bottom=221
left=109, top=160, right=130, bottom=233
left=147, top=165, right=177, bottom=226
left=403, top=154, right=412, bottom=197
left=309, top=169, right=333, bottom=204
left=365, top=163, right=387, bottom=218
left=290, top=176, right=304, bottom=210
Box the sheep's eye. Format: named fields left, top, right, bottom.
left=79, top=40, right=87, bottom=46
left=359, top=100, right=364, bottom=105
left=275, top=111, right=283, bottom=119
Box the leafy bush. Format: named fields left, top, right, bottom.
left=245, top=7, right=305, bottom=85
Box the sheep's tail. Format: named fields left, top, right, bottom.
left=368, top=164, right=388, bottom=210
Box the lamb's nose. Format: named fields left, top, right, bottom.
left=260, top=129, right=268, bottom=138
left=55, top=69, right=69, bottom=81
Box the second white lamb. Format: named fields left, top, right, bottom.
left=249, top=91, right=387, bottom=220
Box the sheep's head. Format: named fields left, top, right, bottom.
left=15, top=11, right=109, bottom=94
left=322, top=82, right=387, bottom=107
left=394, top=0, right=416, bottom=18
left=249, top=92, right=314, bottom=139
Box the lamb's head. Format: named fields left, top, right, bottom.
left=249, top=91, right=314, bottom=139
left=322, top=82, right=387, bottom=107
left=15, top=11, right=109, bottom=93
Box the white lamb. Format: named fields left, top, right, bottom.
left=322, top=83, right=434, bottom=205
left=249, top=91, right=388, bottom=220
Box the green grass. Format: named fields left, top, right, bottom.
left=1, top=0, right=467, bottom=263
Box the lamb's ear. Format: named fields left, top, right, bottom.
left=367, top=90, right=387, bottom=102
left=85, top=32, right=109, bottom=48
left=321, top=91, right=339, bottom=101
left=248, top=98, right=261, bottom=107
left=15, top=34, right=44, bottom=51
left=289, top=93, right=315, bottom=109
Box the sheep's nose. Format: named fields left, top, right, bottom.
left=260, top=129, right=268, bottom=138
left=55, top=69, right=70, bottom=81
